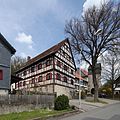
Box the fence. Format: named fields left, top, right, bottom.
left=0, top=93, right=56, bottom=115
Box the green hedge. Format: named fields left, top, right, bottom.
left=54, top=94, right=69, bottom=110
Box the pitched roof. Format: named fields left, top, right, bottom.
left=16, top=38, right=74, bottom=72
left=0, top=33, right=16, bottom=54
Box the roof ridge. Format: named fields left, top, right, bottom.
left=0, top=33, right=16, bottom=54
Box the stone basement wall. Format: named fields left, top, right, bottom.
left=54, top=85, right=74, bottom=99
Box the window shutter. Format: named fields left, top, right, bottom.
left=56, top=73, right=58, bottom=79
left=0, top=70, right=3, bottom=80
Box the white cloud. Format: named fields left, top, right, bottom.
left=82, top=0, right=110, bottom=15
left=20, top=52, right=27, bottom=58
left=28, top=45, right=33, bottom=50
left=15, top=32, right=33, bottom=44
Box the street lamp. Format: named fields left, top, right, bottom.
left=79, top=48, right=82, bottom=110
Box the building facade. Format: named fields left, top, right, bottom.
left=0, top=33, right=16, bottom=95
left=75, top=68, right=88, bottom=92
left=14, top=39, right=76, bottom=98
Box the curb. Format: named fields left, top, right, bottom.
left=82, top=101, right=120, bottom=109
left=31, top=110, right=82, bottom=120
left=82, top=102, right=102, bottom=107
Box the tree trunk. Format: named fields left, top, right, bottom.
left=92, top=64, right=99, bottom=102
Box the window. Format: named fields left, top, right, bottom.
left=38, top=76, right=42, bottom=82
left=64, top=65, right=68, bottom=71
left=61, top=49, right=63, bottom=55
left=57, top=60, right=61, bottom=67
left=32, top=78, right=35, bottom=84
left=46, top=73, right=52, bottom=80
left=46, top=59, right=52, bottom=66
left=71, top=69, right=73, bottom=74
left=56, top=73, right=61, bottom=80
left=29, top=80, right=32, bottom=84
left=0, top=70, right=3, bottom=80
left=71, top=79, right=74, bottom=85
left=69, top=56, right=72, bottom=61
left=31, top=66, right=35, bottom=72
left=23, top=81, right=26, bottom=86
left=63, top=51, right=65, bottom=56
left=19, top=82, right=22, bottom=87
left=23, top=70, right=27, bottom=76
left=63, top=76, right=67, bottom=83
left=15, top=83, right=18, bottom=89
left=38, top=63, right=42, bottom=70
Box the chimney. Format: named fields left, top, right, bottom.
left=27, top=56, right=31, bottom=61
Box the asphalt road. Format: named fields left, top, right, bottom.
left=61, top=103, right=120, bottom=120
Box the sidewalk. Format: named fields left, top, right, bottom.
left=69, top=98, right=120, bottom=111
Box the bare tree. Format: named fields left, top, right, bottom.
left=11, top=56, right=27, bottom=75
left=102, top=50, right=120, bottom=98
left=65, top=1, right=120, bottom=101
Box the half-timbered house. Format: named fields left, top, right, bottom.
left=15, top=39, right=76, bottom=98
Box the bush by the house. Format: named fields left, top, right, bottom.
left=54, top=94, right=69, bottom=110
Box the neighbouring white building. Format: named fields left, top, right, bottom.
left=114, top=76, right=120, bottom=94
left=75, top=68, right=88, bottom=92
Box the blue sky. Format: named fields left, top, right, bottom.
left=0, top=0, right=119, bottom=60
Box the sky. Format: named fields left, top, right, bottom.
left=0, top=0, right=119, bottom=68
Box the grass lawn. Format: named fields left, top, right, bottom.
left=0, top=109, right=72, bottom=120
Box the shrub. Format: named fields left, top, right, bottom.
left=54, top=94, right=69, bottom=110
